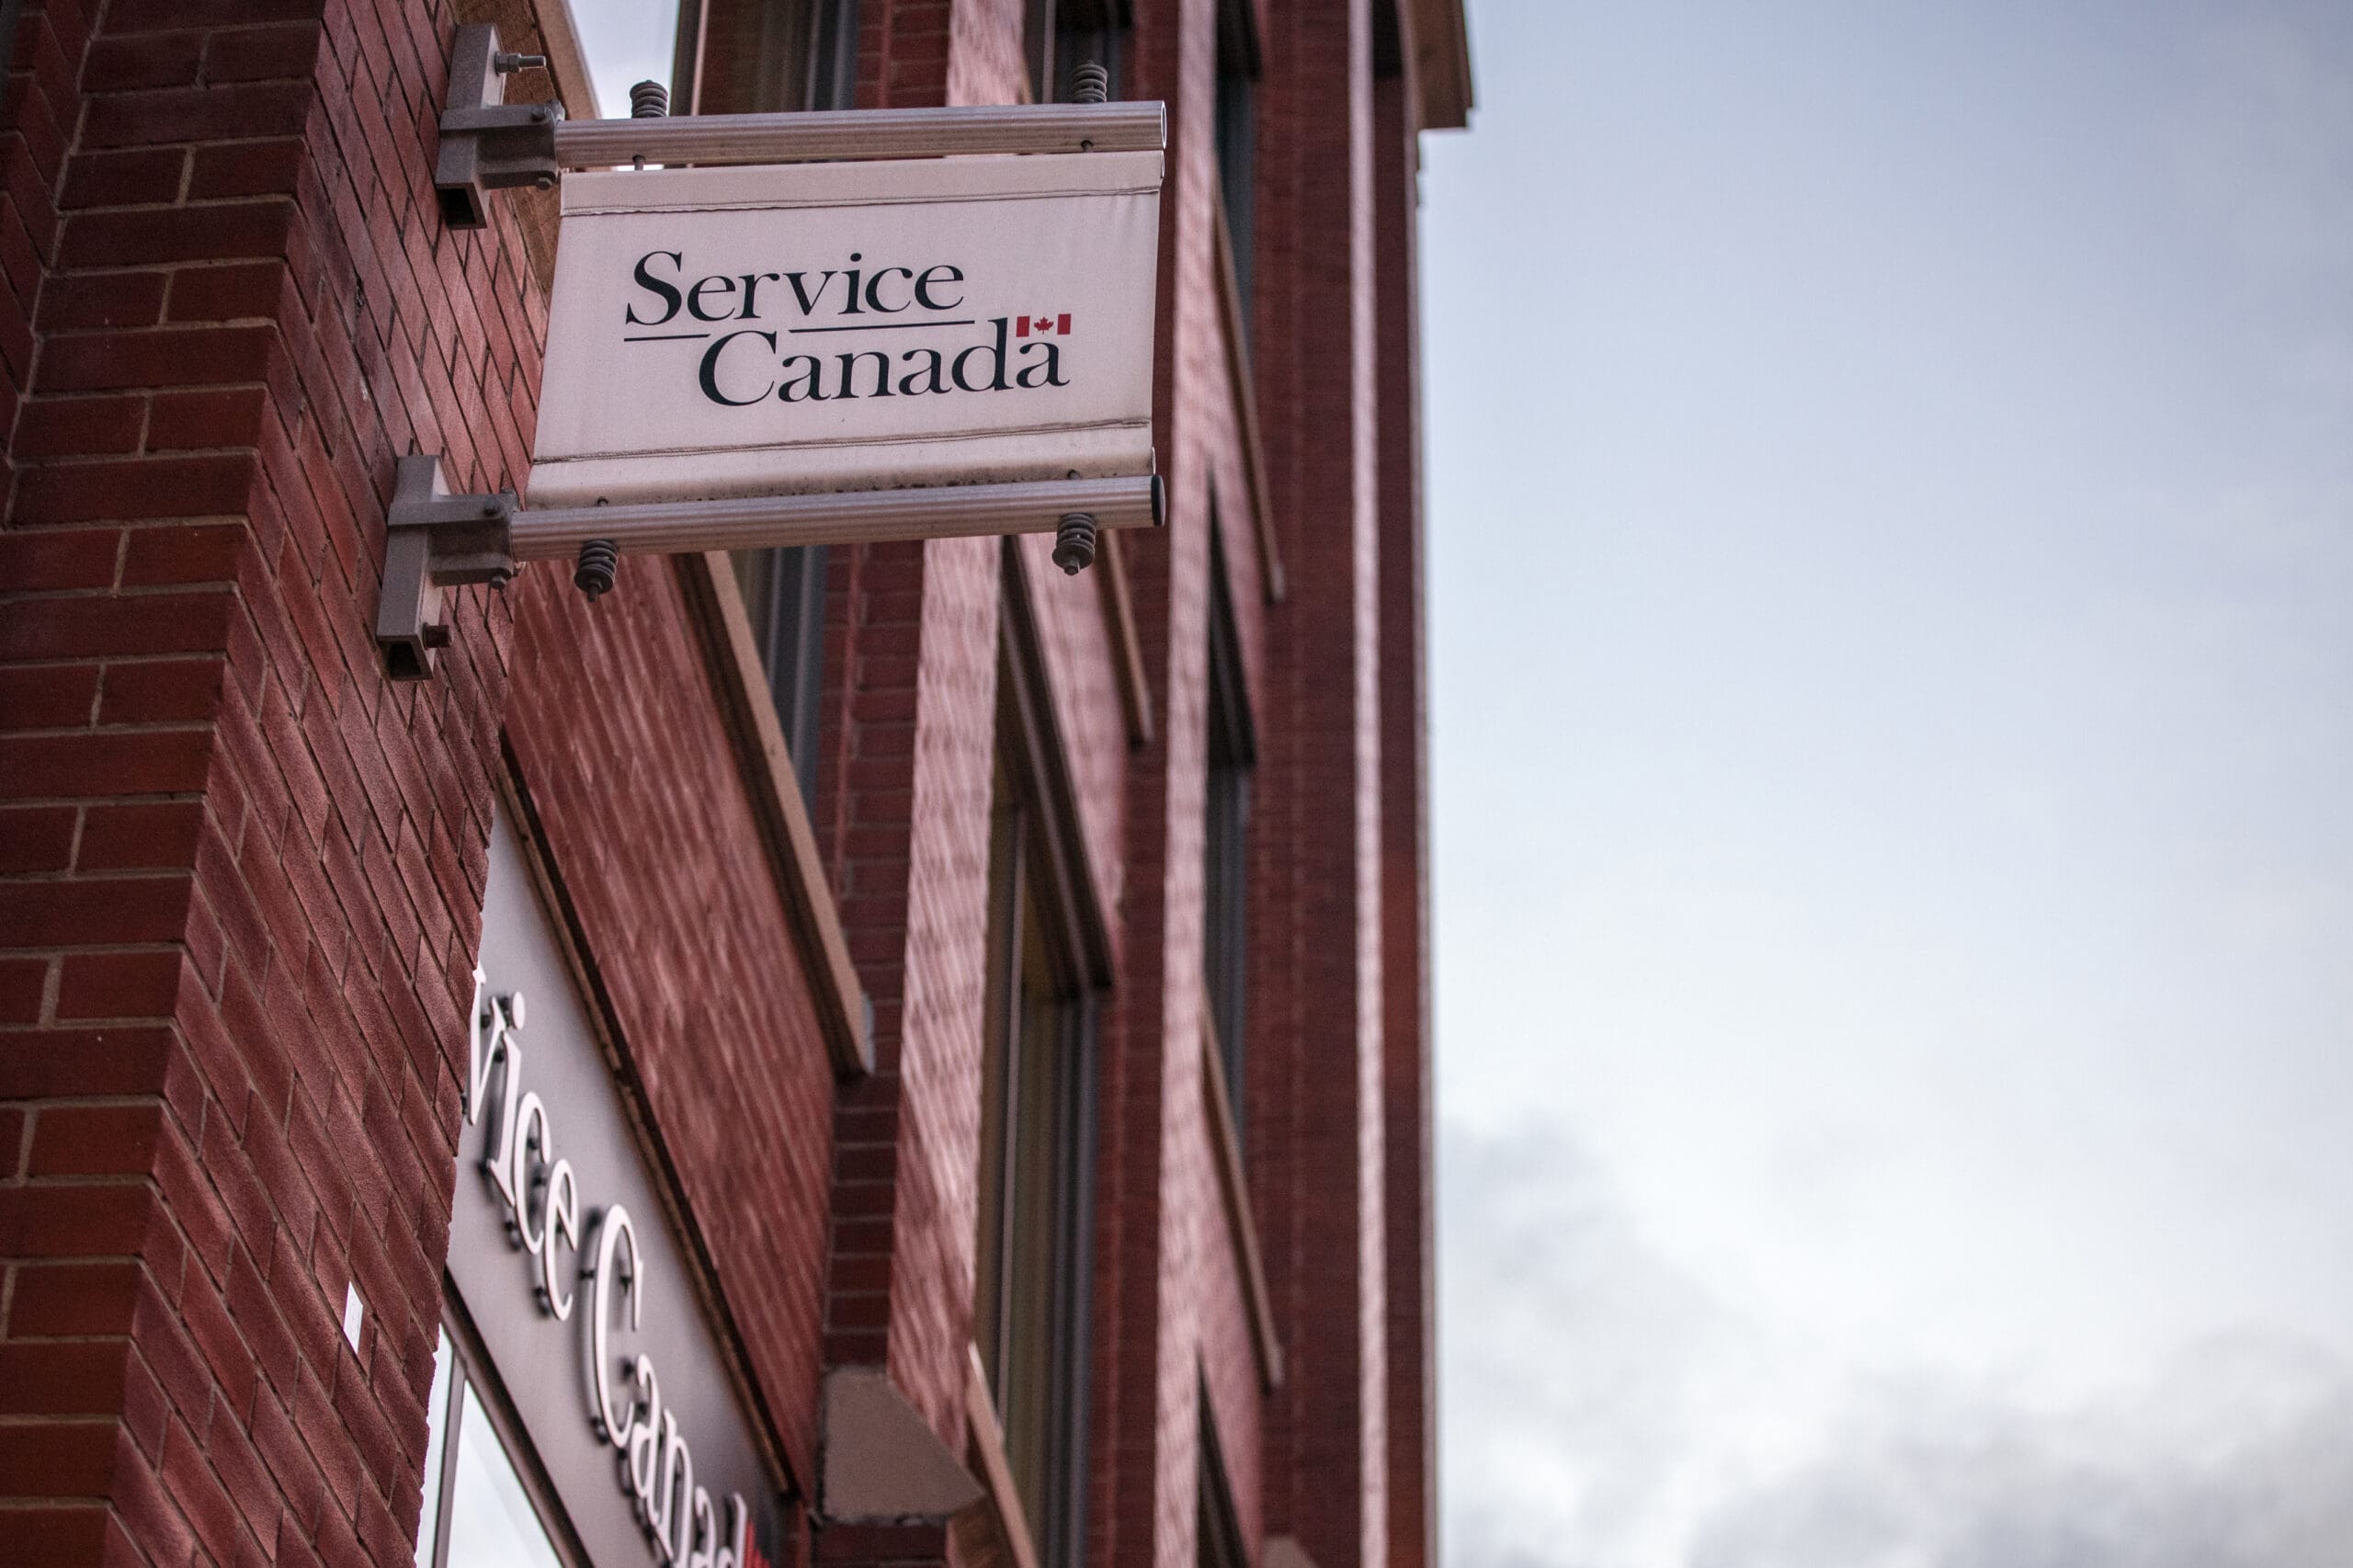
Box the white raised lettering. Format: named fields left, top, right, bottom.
left=713, top=1495, right=747, bottom=1568
left=539, top=1157, right=581, bottom=1320
left=659, top=1416, right=695, bottom=1563
left=465, top=978, right=522, bottom=1123
left=476, top=1004, right=528, bottom=1214
left=587, top=1205, right=643, bottom=1445
left=631, top=1359, right=665, bottom=1532
left=687, top=1487, right=716, bottom=1568
left=511, top=1092, right=553, bottom=1252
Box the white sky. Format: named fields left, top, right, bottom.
left=1423, top=4, right=2353, bottom=1564
left=563, top=0, right=683, bottom=119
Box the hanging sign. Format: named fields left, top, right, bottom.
left=529, top=153, right=1163, bottom=506
left=452, top=817, right=786, bottom=1568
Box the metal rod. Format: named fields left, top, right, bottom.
left=550, top=101, right=1165, bottom=168
left=507, top=475, right=1163, bottom=559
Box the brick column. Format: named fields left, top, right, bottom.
left=1250, top=3, right=1389, bottom=1568
left=809, top=0, right=1017, bottom=1506
left=0, top=3, right=539, bottom=1562
left=1373, top=55, right=1434, bottom=1568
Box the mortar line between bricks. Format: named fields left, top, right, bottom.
left=0, top=1333, right=141, bottom=1345
left=58, top=193, right=303, bottom=214
left=0, top=1172, right=158, bottom=1189
left=0, top=653, right=233, bottom=667
left=0, top=828, right=203, bottom=843
left=0, top=584, right=250, bottom=605
left=4, top=1093, right=172, bottom=1108
left=0, top=719, right=220, bottom=734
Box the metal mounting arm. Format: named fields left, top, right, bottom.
left=435, top=25, right=561, bottom=230
left=375, top=455, right=1163, bottom=680
left=433, top=25, right=1165, bottom=232
left=377, top=456, right=519, bottom=680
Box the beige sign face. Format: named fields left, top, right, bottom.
left=529, top=153, right=1163, bottom=506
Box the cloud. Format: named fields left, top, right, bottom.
left=1441, top=1120, right=2353, bottom=1568
left=1439, top=1120, right=1796, bottom=1568
left=1688, top=1335, right=2353, bottom=1568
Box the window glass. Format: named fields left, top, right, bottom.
left=1026, top=0, right=1128, bottom=105
left=1215, top=64, right=1255, bottom=326
left=443, top=1381, right=568, bottom=1568
left=565, top=0, right=687, bottom=118
left=809, top=0, right=862, bottom=111
left=414, top=1331, right=454, bottom=1565
left=1196, top=1403, right=1245, bottom=1568
left=1214, top=0, right=1257, bottom=335
left=973, top=636, right=1099, bottom=1568
left=415, top=1328, right=571, bottom=1568
left=733, top=545, right=829, bottom=810
left=1203, top=528, right=1255, bottom=1136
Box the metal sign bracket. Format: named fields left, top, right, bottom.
left=435, top=25, right=560, bottom=229
left=433, top=24, right=1165, bottom=231
left=375, top=456, right=1162, bottom=681
left=378, top=456, right=519, bottom=680
left=404, top=31, right=1171, bottom=680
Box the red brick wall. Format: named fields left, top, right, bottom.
left=0, top=4, right=524, bottom=1566
left=0, top=2, right=844, bottom=1562
left=1374, top=60, right=1435, bottom=1568
left=1249, top=6, right=1392, bottom=1568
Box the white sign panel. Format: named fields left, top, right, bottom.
left=530, top=153, right=1163, bottom=506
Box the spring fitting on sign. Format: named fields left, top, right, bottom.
left=574, top=538, right=619, bottom=600
left=574, top=83, right=668, bottom=602
left=1052, top=512, right=1099, bottom=575
left=1071, top=61, right=1109, bottom=106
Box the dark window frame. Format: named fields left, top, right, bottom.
left=1196, top=1385, right=1248, bottom=1568
left=1202, top=521, right=1256, bottom=1141
left=1025, top=0, right=1132, bottom=105
left=1213, top=0, right=1261, bottom=347
left=686, top=0, right=859, bottom=799
left=415, top=1288, right=593, bottom=1568
left=674, top=0, right=861, bottom=115
left=733, top=546, right=830, bottom=809
left=972, top=542, right=1114, bottom=1568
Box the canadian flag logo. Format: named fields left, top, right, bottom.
left=1015, top=313, right=1073, bottom=337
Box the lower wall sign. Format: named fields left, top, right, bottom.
left=451, top=814, right=785, bottom=1568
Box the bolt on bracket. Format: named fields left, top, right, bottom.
left=378, top=454, right=518, bottom=681
left=436, top=24, right=561, bottom=230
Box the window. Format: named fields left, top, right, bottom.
left=716, top=0, right=858, bottom=782
left=1196, top=1394, right=1246, bottom=1568
left=568, top=0, right=858, bottom=118
left=1213, top=0, right=1260, bottom=339
left=733, top=547, right=829, bottom=809
left=1202, top=524, right=1255, bottom=1137
left=1025, top=0, right=1130, bottom=105
left=597, top=0, right=855, bottom=799
left=804, top=0, right=863, bottom=113
left=973, top=548, right=1105, bottom=1568
left=415, top=1324, right=574, bottom=1568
